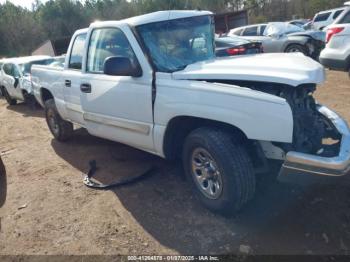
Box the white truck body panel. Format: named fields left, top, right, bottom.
left=154, top=73, right=294, bottom=150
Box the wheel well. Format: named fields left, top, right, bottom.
left=285, top=43, right=305, bottom=52
left=163, top=116, right=248, bottom=160
left=41, top=88, right=53, bottom=103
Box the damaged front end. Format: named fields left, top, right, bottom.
left=257, top=82, right=350, bottom=183
left=305, top=37, right=325, bottom=61
left=214, top=80, right=350, bottom=183
left=278, top=105, right=350, bottom=183
left=288, top=31, right=326, bottom=60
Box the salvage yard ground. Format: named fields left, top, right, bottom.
left=0, top=70, right=350, bottom=255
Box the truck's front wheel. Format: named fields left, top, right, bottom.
left=182, top=128, right=255, bottom=215
left=45, top=99, right=73, bottom=142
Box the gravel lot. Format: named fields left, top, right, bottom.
left=0, top=70, right=350, bottom=255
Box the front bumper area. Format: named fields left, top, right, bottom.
left=278, top=105, right=350, bottom=184
left=319, top=57, right=349, bottom=72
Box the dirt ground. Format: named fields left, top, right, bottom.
left=0, top=70, right=350, bottom=255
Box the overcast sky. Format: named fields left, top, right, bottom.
left=0, top=0, right=49, bottom=9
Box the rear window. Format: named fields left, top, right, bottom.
left=231, top=28, right=243, bottom=36
left=215, top=41, right=226, bottom=48
left=333, top=9, right=344, bottom=19
left=340, top=10, right=350, bottom=23
left=242, top=26, right=258, bottom=36
left=314, top=12, right=331, bottom=22
left=69, top=33, right=87, bottom=70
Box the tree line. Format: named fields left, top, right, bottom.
left=0, top=0, right=346, bottom=57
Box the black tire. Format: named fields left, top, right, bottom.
left=285, top=44, right=308, bottom=55
left=182, top=127, right=255, bottom=215
left=2, top=87, right=17, bottom=105
left=45, top=99, right=73, bottom=142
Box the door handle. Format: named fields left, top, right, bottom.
left=65, top=80, right=71, bottom=87
left=80, top=83, right=91, bottom=93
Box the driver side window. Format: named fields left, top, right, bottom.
left=87, top=27, right=138, bottom=73
left=242, top=26, right=258, bottom=36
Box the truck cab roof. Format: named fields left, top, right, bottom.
left=91, top=10, right=213, bottom=28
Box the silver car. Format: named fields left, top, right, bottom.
left=228, top=22, right=325, bottom=60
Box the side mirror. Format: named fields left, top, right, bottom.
left=14, top=77, right=19, bottom=88
left=103, top=56, right=142, bottom=77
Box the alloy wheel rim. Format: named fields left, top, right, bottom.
left=191, top=148, right=223, bottom=199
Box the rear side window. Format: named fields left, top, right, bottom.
left=69, top=33, right=87, bottom=70
left=340, top=11, right=350, bottom=23
left=314, top=12, right=331, bottom=22
left=232, top=28, right=243, bottom=36
left=333, top=10, right=344, bottom=19
left=242, top=26, right=258, bottom=36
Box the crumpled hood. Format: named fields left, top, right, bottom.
left=288, top=30, right=326, bottom=42
left=172, top=53, right=325, bottom=87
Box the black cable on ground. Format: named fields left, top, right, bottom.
left=83, top=160, right=156, bottom=189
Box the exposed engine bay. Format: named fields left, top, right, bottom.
left=210, top=80, right=341, bottom=156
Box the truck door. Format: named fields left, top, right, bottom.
left=80, top=27, right=154, bottom=151
left=63, top=33, right=87, bottom=126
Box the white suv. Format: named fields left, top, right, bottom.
left=312, top=7, right=346, bottom=31
left=320, top=6, right=350, bottom=74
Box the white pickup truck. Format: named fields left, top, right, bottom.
left=31, top=11, right=350, bottom=215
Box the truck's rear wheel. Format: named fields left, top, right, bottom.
left=2, top=87, right=17, bottom=105
left=45, top=99, right=73, bottom=142
left=182, top=127, right=255, bottom=215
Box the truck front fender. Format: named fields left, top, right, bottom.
left=153, top=78, right=294, bottom=157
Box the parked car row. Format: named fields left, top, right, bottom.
left=0, top=56, right=63, bottom=106
left=228, top=22, right=325, bottom=60
left=225, top=1, right=350, bottom=72
left=1, top=10, right=349, bottom=215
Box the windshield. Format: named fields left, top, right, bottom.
left=136, top=15, right=215, bottom=72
